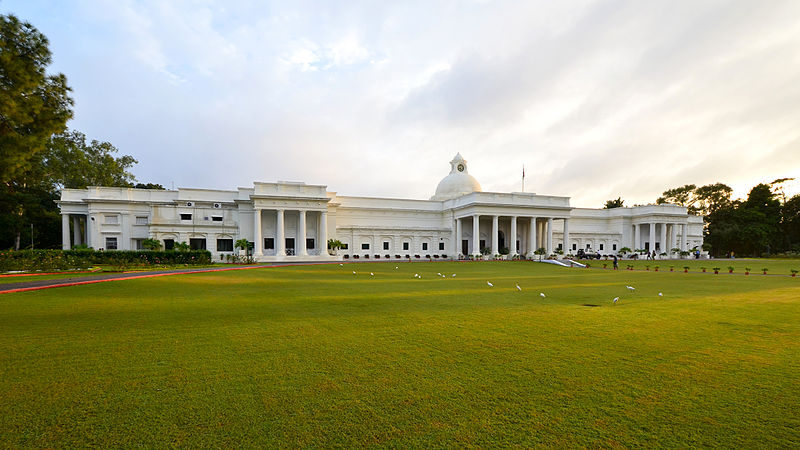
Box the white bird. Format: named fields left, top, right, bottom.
left=414, top=273, right=419, bottom=277
left=352, top=271, right=356, bottom=274
left=370, top=272, right=374, bottom=276
left=339, top=264, right=343, bottom=267
left=626, top=286, right=636, bottom=290
left=516, top=284, right=522, bottom=291
left=395, top=266, right=398, bottom=269
left=437, top=272, right=442, bottom=276
left=452, top=274, right=456, bottom=277
left=658, top=292, right=663, bottom=297
left=540, top=292, right=546, bottom=298
left=613, top=297, right=619, bottom=304
left=487, top=281, right=493, bottom=287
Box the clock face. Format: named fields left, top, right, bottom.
left=457, top=164, right=465, bottom=172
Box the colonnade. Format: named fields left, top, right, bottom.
left=455, top=215, right=569, bottom=257
left=632, top=222, right=690, bottom=254
left=253, top=208, right=328, bottom=257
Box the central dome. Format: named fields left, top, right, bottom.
left=431, top=153, right=482, bottom=201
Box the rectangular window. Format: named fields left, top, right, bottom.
left=105, top=237, right=118, bottom=250
left=135, top=216, right=148, bottom=225
left=613, top=244, right=617, bottom=251
left=217, top=239, right=233, bottom=252
left=585, top=244, right=590, bottom=250
left=403, top=242, right=409, bottom=250
left=164, top=239, right=174, bottom=250
left=211, top=216, right=223, bottom=222
left=133, top=239, right=144, bottom=250
left=362, top=243, right=370, bottom=250
left=189, top=238, right=206, bottom=250
left=383, top=241, right=389, bottom=250
left=264, top=238, right=274, bottom=250
left=558, top=243, right=563, bottom=250
left=439, top=243, right=445, bottom=251
left=104, top=215, right=118, bottom=224
left=573, top=244, right=578, bottom=250
left=341, top=243, right=348, bottom=249
left=422, top=242, right=428, bottom=251
left=180, top=213, right=192, bottom=221
left=307, top=238, right=315, bottom=249
left=599, top=244, right=604, bottom=250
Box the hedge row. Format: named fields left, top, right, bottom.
left=0, top=249, right=212, bottom=272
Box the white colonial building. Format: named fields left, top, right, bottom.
left=58, top=154, right=704, bottom=262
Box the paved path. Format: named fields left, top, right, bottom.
left=0, top=262, right=334, bottom=294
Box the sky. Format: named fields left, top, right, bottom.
left=3, top=0, right=800, bottom=207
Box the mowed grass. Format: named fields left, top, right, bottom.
left=599, top=257, right=800, bottom=275
left=1, top=262, right=798, bottom=447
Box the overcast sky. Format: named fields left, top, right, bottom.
left=4, top=0, right=800, bottom=207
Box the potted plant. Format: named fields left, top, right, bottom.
left=602, top=263, right=607, bottom=269
left=669, top=265, right=674, bottom=272
left=713, top=267, right=720, bottom=274
left=728, top=266, right=734, bottom=274
left=762, top=267, right=768, bottom=275
left=235, top=239, right=251, bottom=257
left=700, top=266, right=707, bottom=273
left=745, top=267, right=751, bottom=275
left=654, top=265, right=659, bottom=272
left=645, top=264, right=650, bottom=271
left=683, top=266, right=690, bottom=273
left=627, top=264, right=634, bottom=271
left=791, top=269, right=798, bottom=277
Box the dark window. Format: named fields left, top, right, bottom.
left=341, top=243, right=348, bottom=249
left=599, top=244, right=604, bottom=250
left=307, top=238, right=315, bottom=249
left=264, top=238, right=274, bottom=249
left=383, top=241, right=389, bottom=250
left=573, top=244, right=578, bottom=250
left=585, top=244, right=589, bottom=250
left=362, top=243, right=369, bottom=250
left=211, top=216, right=223, bottom=222
left=180, top=213, right=192, bottom=220
left=558, top=243, right=563, bottom=250
left=164, top=239, right=174, bottom=250
left=105, top=237, right=117, bottom=250
left=422, top=242, right=428, bottom=251
left=479, top=240, right=486, bottom=249
left=403, top=242, right=409, bottom=250
left=439, top=243, right=445, bottom=251
left=217, top=239, right=233, bottom=252
left=613, top=244, right=617, bottom=251
left=189, top=238, right=206, bottom=250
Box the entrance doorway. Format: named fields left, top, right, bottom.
left=286, top=238, right=295, bottom=255
left=462, top=240, right=469, bottom=255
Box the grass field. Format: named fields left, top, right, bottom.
left=1, top=261, right=799, bottom=447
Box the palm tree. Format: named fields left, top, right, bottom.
left=235, top=239, right=252, bottom=256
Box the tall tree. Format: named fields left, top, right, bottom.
left=44, top=130, right=137, bottom=189
left=657, top=184, right=697, bottom=213
left=0, top=14, right=73, bottom=183
left=603, top=197, right=624, bottom=209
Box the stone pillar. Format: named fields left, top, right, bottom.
left=546, top=217, right=553, bottom=255
left=671, top=223, right=678, bottom=256
left=254, top=209, right=263, bottom=256
left=634, top=224, right=641, bottom=250
left=72, top=216, right=81, bottom=246
left=510, top=216, right=518, bottom=256
left=86, top=214, right=94, bottom=248
left=649, top=222, right=656, bottom=254
left=491, top=215, right=499, bottom=256
left=528, top=217, right=537, bottom=257
left=659, top=223, right=667, bottom=255
left=121, top=214, right=130, bottom=250
left=319, top=211, right=328, bottom=256
left=563, top=218, right=570, bottom=255
left=276, top=209, right=285, bottom=256
left=455, top=218, right=462, bottom=257
left=298, top=210, right=307, bottom=256
left=62, top=214, right=71, bottom=250
left=682, top=222, right=688, bottom=252
left=472, top=215, right=480, bottom=257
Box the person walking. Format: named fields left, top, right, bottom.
left=613, top=254, right=618, bottom=270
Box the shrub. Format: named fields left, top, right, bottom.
left=0, top=249, right=212, bottom=272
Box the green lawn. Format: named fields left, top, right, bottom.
left=584, top=257, right=800, bottom=275
left=1, top=262, right=798, bottom=447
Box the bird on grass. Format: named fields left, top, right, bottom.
left=626, top=286, right=635, bottom=290
left=339, top=264, right=343, bottom=267
left=658, top=292, right=663, bottom=297
left=414, top=273, right=419, bottom=278
left=370, top=272, right=374, bottom=276
left=452, top=274, right=456, bottom=277
left=352, top=271, right=356, bottom=275
left=487, top=281, right=493, bottom=287
left=437, top=272, right=442, bottom=276
left=395, top=266, right=398, bottom=269
left=516, top=284, right=522, bottom=291
left=540, top=292, right=546, bottom=298
left=613, top=297, right=619, bottom=304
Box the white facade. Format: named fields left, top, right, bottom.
left=57, top=154, right=704, bottom=262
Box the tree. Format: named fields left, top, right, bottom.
left=0, top=14, right=73, bottom=184
left=44, top=130, right=137, bottom=189
left=657, top=184, right=698, bottom=213
left=694, top=183, right=732, bottom=216
left=603, top=197, right=624, bottom=209
left=141, top=238, right=162, bottom=250
left=235, top=239, right=252, bottom=255
left=134, top=183, right=165, bottom=190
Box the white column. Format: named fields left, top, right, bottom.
left=276, top=209, right=285, bottom=256
left=254, top=208, right=263, bottom=256
left=659, top=223, right=667, bottom=255
left=86, top=214, right=94, bottom=248
left=62, top=214, right=71, bottom=250
left=671, top=223, right=678, bottom=256
left=528, top=217, right=537, bottom=257
left=72, top=216, right=81, bottom=246
left=472, top=215, right=480, bottom=256
left=682, top=222, right=688, bottom=251
left=649, top=222, right=656, bottom=254
left=563, top=218, right=570, bottom=255
left=121, top=214, right=130, bottom=250
left=634, top=224, right=641, bottom=250
left=455, top=218, right=462, bottom=257
left=510, top=216, right=518, bottom=256
left=319, top=211, right=328, bottom=256
left=491, top=215, right=499, bottom=255
left=298, top=210, right=307, bottom=256
left=546, top=217, right=553, bottom=255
